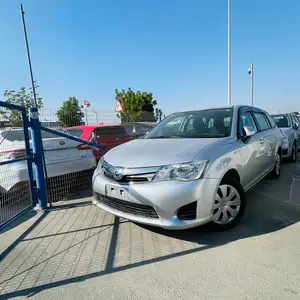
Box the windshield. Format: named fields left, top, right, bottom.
left=62, top=128, right=83, bottom=138
left=146, top=108, right=233, bottom=139
left=271, top=114, right=291, bottom=128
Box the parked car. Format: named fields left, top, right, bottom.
left=65, top=125, right=132, bottom=163
left=122, top=122, right=156, bottom=139
left=0, top=128, right=96, bottom=194
left=271, top=113, right=300, bottom=161
left=92, top=105, right=282, bottom=231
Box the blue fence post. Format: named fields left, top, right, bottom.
left=22, top=111, right=36, bottom=205
left=29, top=107, right=47, bottom=209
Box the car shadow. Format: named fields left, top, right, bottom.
left=136, top=180, right=300, bottom=246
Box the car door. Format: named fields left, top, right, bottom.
left=237, top=109, right=261, bottom=189
left=251, top=111, right=273, bottom=174
left=291, top=114, right=300, bottom=149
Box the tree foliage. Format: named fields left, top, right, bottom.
left=57, top=97, right=84, bottom=127
left=115, top=88, right=157, bottom=122
left=1, top=82, right=43, bottom=127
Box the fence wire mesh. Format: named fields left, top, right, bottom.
left=39, top=108, right=157, bottom=205
left=0, top=107, right=32, bottom=226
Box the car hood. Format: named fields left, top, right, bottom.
left=103, top=138, right=219, bottom=168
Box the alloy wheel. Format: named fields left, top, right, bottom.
left=275, top=153, right=281, bottom=175
left=212, top=184, right=241, bottom=225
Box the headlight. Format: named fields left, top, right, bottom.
left=153, top=160, right=209, bottom=182
left=96, top=156, right=104, bottom=172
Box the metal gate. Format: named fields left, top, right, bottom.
left=0, top=101, right=36, bottom=229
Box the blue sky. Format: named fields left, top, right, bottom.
left=0, top=0, right=300, bottom=114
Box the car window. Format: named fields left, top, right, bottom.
left=252, top=112, right=270, bottom=131
left=123, top=124, right=134, bottom=134
left=271, top=114, right=291, bottom=128
left=62, top=128, right=83, bottom=138
left=93, top=126, right=128, bottom=139
left=146, top=108, right=233, bottom=139
left=238, top=111, right=257, bottom=136
left=265, top=113, right=276, bottom=128
left=292, top=115, right=299, bottom=126
left=0, top=129, right=58, bottom=141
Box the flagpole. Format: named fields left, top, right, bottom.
left=251, top=63, right=254, bottom=106
left=227, top=0, right=231, bottom=106
left=85, top=107, right=88, bottom=125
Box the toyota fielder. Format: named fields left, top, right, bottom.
left=92, top=106, right=282, bottom=231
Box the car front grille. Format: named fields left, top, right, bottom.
left=177, top=201, right=197, bottom=220
left=103, top=171, right=153, bottom=183
left=95, top=193, right=159, bottom=219
left=102, top=160, right=158, bottom=184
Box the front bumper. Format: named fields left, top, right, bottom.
left=92, top=171, right=219, bottom=230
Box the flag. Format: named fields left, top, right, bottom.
left=115, top=99, right=123, bottom=112
left=83, top=99, right=91, bottom=109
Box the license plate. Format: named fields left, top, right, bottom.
left=105, top=184, right=128, bottom=201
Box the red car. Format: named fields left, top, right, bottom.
left=64, top=124, right=131, bottom=163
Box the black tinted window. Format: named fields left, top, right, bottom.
left=271, top=114, right=291, bottom=128
left=253, top=113, right=270, bottom=131
left=94, top=126, right=127, bottom=138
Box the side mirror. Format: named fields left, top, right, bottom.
left=294, top=123, right=299, bottom=130
left=243, top=126, right=256, bottom=137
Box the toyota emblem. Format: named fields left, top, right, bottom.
left=113, top=167, right=124, bottom=180
left=59, top=140, right=65, bottom=146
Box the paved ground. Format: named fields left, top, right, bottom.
left=1, top=155, right=300, bottom=300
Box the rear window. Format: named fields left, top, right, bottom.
left=94, top=126, right=128, bottom=138
left=0, top=130, right=58, bottom=141
left=271, top=114, right=291, bottom=128
left=62, top=128, right=83, bottom=138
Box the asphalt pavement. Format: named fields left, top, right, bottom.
left=1, top=154, right=300, bottom=300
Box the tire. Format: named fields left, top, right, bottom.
left=210, top=177, right=246, bottom=231
left=269, top=151, right=281, bottom=179
left=289, top=142, right=297, bottom=162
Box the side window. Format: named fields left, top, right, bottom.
left=292, top=115, right=298, bottom=126
left=265, top=112, right=276, bottom=128
left=252, top=112, right=270, bottom=131
left=238, top=111, right=257, bottom=136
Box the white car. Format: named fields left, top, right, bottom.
left=0, top=128, right=96, bottom=194
left=271, top=113, right=300, bottom=161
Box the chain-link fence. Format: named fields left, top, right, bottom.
left=38, top=109, right=157, bottom=205
left=0, top=107, right=32, bottom=226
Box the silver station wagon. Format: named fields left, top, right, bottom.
left=92, top=106, right=283, bottom=231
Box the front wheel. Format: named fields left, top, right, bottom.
left=210, top=177, right=246, bottom=231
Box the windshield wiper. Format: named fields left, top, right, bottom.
left=148, top=135, right=179, bottom=139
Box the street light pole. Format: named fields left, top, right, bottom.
left=250, top=63, right=254, bottom=106
left=227, top=0, right=231, bottom=106
left=94, top=111, right=99, bottom=124
left=20, top=4, right=37, bottom=107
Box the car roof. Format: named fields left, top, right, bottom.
left=71, top=124, right=124, bottom=130
left=168, top=105, right=268, bottom=115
